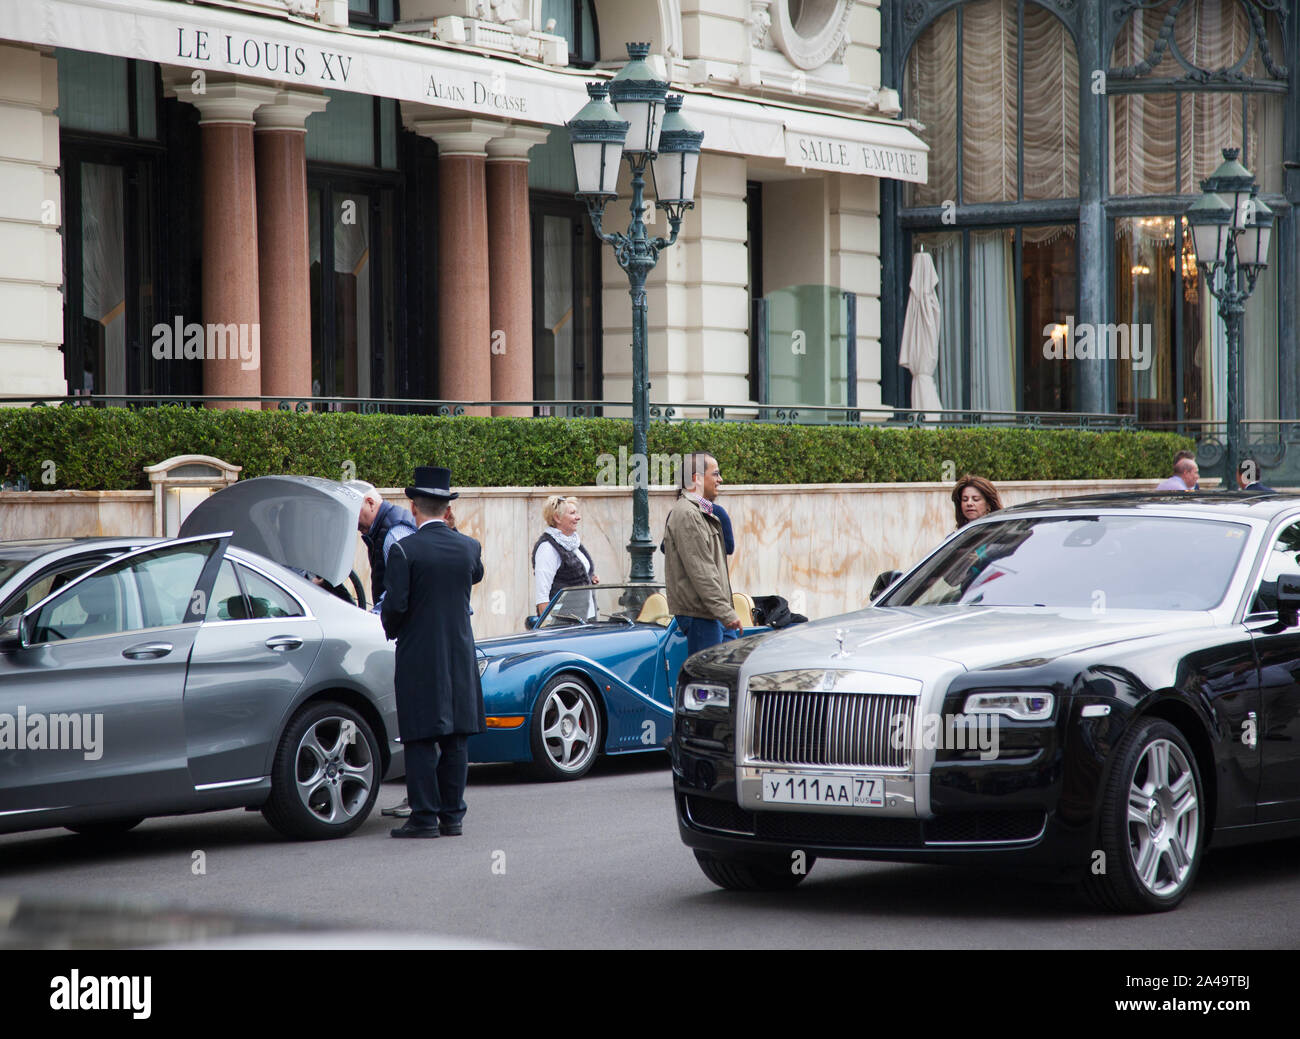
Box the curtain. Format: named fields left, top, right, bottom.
left=541, top=215, right=574, bottom=399
left=969, top=230, right=1016, bottom=410
left=334, top=195, right=371, bottom=399
left=80, top=163, right=125, bottom=396
left=904, top=8, right=957, bottom=207
left=961, top=0, right=1018, bottom=204
left=933, top=236, right=964, bottom=412
left=1243, top=254, right=1279, bottom=421
left=1201, top=267, right=1228, bottom=424
left=1022, top=3, right=1079, bottom=199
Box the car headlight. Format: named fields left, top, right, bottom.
left=681, top=682, right=730, bottom=711
left=477, top=657, right=490, bottom=677
left=963, top=691, right=1054, bottom=721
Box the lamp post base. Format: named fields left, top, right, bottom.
left=628, top=538, right=656, bottom=583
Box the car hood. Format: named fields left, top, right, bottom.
left=737, top=606, right=1214, bottom=676
left=477, top=623, right=652, bottom=659
left=178, top=476, right=362, bottom=587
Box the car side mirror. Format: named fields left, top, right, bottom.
left=525, top=615, right=541, bottom=630
left=1276, top=573, right=1300, bottom=628
left=0, top=613, right=28, bottom=652
left=870, top=570, right=904, bottom=602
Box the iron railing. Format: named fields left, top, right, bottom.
left=0, top=394, right=1147, bottom=431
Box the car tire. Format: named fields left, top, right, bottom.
left=66, top=817, right=144, bottom=838
left=528, top=674, right=602, bottom=781
left=1084, top=717, right=1204, bottom=913
left=262, top=702, right=381, bottom=840
left=693, top=850, right=813, bottom=891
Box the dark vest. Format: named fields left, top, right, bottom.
left=532, top=532, right=595, bottom=601
left=364, top=501, right=417, bottom=603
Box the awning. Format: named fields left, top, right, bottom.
left=0, top=0, right=928, bottom=183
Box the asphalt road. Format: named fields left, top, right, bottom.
left=1, top=752, right=1297, bottom=949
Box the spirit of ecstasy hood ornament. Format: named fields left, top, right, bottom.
left=833, top=628, right=851, bottom=658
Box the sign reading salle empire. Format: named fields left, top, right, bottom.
left=785, top=132, right=927, bottom=184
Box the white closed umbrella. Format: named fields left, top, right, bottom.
left=898, top=250, right=943, bottom=421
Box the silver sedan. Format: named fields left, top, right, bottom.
left=0, top=478, right=400, bottom=841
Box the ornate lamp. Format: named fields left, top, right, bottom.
left=650, top=95, right=704, bottom=216
left=606, top=42, right=668, bottom=159
left=567, top=83, right=628, bottom=203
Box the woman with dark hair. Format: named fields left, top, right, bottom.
left=951, top=474, right=1003, bottom=529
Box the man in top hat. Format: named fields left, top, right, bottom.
left=381, top=466, right=486, bottom=838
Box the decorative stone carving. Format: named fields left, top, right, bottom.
left=831, top=30, right=850, bottom=64
left=769, top=0, right=852, bottom=71
left=748, top=0, right=774, bottom=50
left=904, top=0, right=928, bottom=30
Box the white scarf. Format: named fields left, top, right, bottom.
left=547, top=526, right=582, bottom=553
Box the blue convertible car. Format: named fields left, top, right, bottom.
left=471, top=584, right=765, bottom=780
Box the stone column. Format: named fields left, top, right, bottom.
left=165, top=74, right=278, bottom=407
left=254, top=90, right=329, bottom=407
left=406, top=117, right=498, bottom=414
left=486, top=127, right=548, bottom=416
left=0, top=45, right=64, bottom=397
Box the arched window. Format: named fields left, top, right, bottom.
left=905, top=0, right=1079, bottom=208
left=901, top=1, right=1080, bottom=413
left=1108, top=0, right=1286, bottom=424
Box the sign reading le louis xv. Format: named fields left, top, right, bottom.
left=174, top=26, right=528, bottom=113
left=786, top=132, right=926, bottom=184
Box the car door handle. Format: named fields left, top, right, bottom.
left=265, top=635, right=304, bottom=652
left=123, top=641, right=173, bottom=660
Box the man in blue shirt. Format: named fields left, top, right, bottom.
left=348, top=480, right=418, bottom=819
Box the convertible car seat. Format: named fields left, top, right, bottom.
left=732, top=592, right=755, bottom=627
left=636, top=592, right=671, bottom=625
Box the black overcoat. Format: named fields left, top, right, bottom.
left=380, top=520, right=486, bottom=739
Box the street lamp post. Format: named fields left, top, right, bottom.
left=568, top=43, right=703, bottom=581
left=1185, top=147, right=1274, bottom=485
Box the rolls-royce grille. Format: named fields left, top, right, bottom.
left=749, top=690, right=916, bottom=769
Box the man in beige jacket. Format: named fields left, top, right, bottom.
left=663, top=452, right=742, bottom=656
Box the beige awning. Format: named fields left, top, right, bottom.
left=1, top=0, right=928, bottom=182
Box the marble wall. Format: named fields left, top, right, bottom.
left=0, top=479, right=1195, bottom=637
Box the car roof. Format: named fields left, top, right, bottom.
left=997, top=491, right=1300, bottom=521
left=0, top=536, right=156, bottom=562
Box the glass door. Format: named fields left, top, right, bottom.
left=62, top=150, right=162, bottom=399
left=530, top=196, right=602, bottom=412
left=308, top=179, right=399, bottom=406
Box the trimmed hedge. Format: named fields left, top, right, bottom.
left=0, top=406, right=1192, bottom=490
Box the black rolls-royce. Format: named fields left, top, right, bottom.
left=672, top=493, right=1300, bottom=912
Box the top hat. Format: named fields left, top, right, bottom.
left=405, top=465, right=459, bottom=501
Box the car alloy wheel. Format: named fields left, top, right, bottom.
left=264, top=702, right=380, bottom=839
left=294, top=715, right=375, bottom=825
left=529, top=675, right=602, bottom=781
left=1127, top=737, right=1199, bottom=899
left=1085, top=718, right=1203, bottom=913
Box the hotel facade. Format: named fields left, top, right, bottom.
left=0, top=0, right=924, bottom=416
left=1, top=0, right=1294, bottom=445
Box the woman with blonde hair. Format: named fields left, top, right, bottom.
left=534, top=495, right=598, bottom=614
left=951, top=474, right=1003, bottom=530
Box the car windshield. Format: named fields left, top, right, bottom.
left=539, top=585, right=668, bottom=628
left=883, top=514, right=1251, bottom=611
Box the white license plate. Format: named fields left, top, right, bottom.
left=759, top=771, right=885, bottom=808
